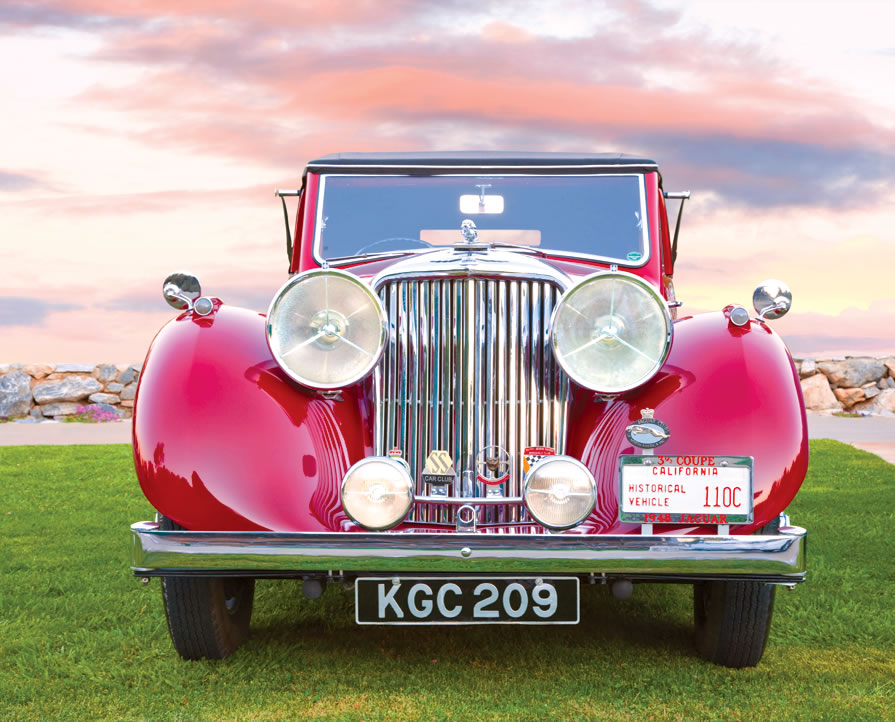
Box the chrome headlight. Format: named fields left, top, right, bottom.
left=341, top=457, right=414, bottom=530
left=267, top=269, right=386, bottom=389
left=550, top=272, right=672, bottom=394
left=524, top=456, right=596, bottom=530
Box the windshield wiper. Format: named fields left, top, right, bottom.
left=484, top=242, right=548, bottom=257
left=325, top=243, right=547, bottom=264
left=325, top=248, right=441, bottom=264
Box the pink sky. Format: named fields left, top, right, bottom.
left=1, top=0, right=893, bottom=362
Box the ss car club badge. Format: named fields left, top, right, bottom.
left=476, top=445, right=511, bottom=485
left=421, top=450, right=456, bottom=487
left=625, top=408, right=670, bottom=449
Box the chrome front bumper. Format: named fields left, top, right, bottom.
left=130, top=521, right=807, bottom=584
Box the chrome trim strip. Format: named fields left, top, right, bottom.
left=131, top=521, right=807, bottom=579
left=307, top=163, right=659, bottom=171
left=370, top=249, right=573, bottom=291
left=415, top=495, right=524, bottom=505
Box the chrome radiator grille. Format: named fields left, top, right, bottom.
left=374, top=276, right=569, bottom=524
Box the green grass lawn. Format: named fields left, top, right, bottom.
left=1, top=440, right=893, bottom=721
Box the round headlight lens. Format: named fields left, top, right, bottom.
left=550, top=272, right=672, bottom=393
left=267, top=269, right=386, bottom=389
left=524, top=456, right=596, bottom=530
left=341, top=457, right=414, bottom=530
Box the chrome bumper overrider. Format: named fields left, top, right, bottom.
left=130, top=521, right=807, bottom=583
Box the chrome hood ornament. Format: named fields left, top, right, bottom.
left=460, top=219, right=478, bottom=243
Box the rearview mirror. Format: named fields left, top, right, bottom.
left=459, top=194, right=504, bottom=214
left=163, top=271, right=202, bottom=311
left=752, top=279, right=792, bottom=320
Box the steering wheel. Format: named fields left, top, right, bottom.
left=355, top=238, right=434, bottom=255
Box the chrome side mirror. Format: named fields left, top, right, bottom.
left=163, top=272, right=201, bottom=311
left=752, top=279, right=792, bottom=320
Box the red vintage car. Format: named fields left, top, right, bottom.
left=130, top=152, right=807, bottom=667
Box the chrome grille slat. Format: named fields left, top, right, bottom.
left=507, top=281, right=518, bottom=520
left=530, top=282, right=541, bottom=446
left=542, top=287, right=555, bottom=444
left=376, top=275, right=568, bottom=524
left=463, top=279, right=475, bottom=498
left=485, top=280, right=497, bottom=524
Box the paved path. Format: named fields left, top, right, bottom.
left=0, top=420, right=132, bottom=446
left=1, top=414, right=893, bottom=463
left=807, top=414, right=895, bottom=464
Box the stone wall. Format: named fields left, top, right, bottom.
left=2, top=356, right=895, bottom=421
left=0, top=363, right=141, bottom=422
left=797, top=356, right=895, bottom=415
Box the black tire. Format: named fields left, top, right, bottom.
left=693, top=580, right=775, bottom=667
left=158, top=515, right=255, bottom=660
left=692, top=517, right=779, bottom=668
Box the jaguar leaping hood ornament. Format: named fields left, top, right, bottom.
left=461, top=219, right=478, bottom=243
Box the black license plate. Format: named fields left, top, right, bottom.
left=355, top=576, right=579, bottom=625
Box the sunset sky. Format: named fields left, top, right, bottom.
left=1, top=0, right=893, bottom=362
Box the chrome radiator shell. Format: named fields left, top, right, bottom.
left=372, top=252, right=571, bottom=524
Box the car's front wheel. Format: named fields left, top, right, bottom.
left=693, top=517, right=780, bottom=667
left=693, top=579, right=775, bottom=667
left=158, top=515, right=255, bottom=660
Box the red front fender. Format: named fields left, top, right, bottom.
left=133, top=303, right=372, bottom=531
left=567, top=311, right=809, bottom=534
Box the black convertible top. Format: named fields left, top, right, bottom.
left=305, top=151, right=657, bottom=176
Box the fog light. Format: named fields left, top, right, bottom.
left=524, top=456, right=596, bottom=530
left=341, top=457, right=414, bottom=530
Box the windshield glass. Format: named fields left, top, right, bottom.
left=315, top=174, right=648, bottom=264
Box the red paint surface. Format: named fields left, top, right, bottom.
left=565, top=311, right=808, bottom=535
left=134, top=304, right=806, bottom=534
left=133, top=301, right=372, bottom=531
left=135, top=168, right=806, bottom=534
left=295, top=172, right=320, bottom=273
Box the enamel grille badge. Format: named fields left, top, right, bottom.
left=476, top=445, right=511, bottom=485
left=625, top=408, right=670, bottom=449
left=523, top=446, right=556, bottom=474
left=421, top=450, right=456, bottom=487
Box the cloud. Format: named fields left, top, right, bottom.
left=0, top=2, right=134, bottom=29
left=639, top=134, right=895, bottom=208
left=784, top=334, right=895, bottom=358
left=0, top=0, right=426, bottom=32
left=0, top=183, right=274, bottom=215
left=0, top=170, right=44, bottom=192
left=773, top=302, right=895, bottom=358
left=105, top=266, right=286, bottom=314
left=0, top=297, right=82, bottom=326
left=105, top=291, right=165, bottom=313
left=8, top=0, right=892, bottom=216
